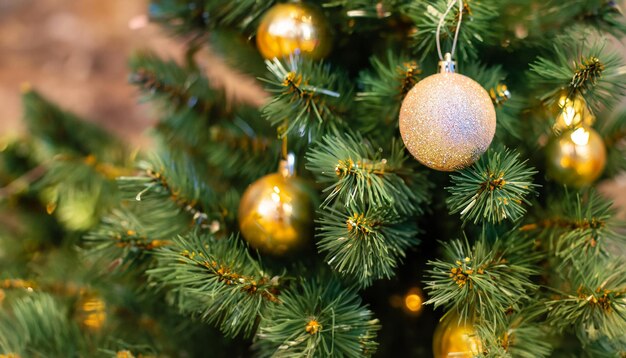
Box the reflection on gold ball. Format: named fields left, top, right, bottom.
left=256, top=3, right=332, bottom=60
left=399, top=73, right=496, bottom=171
left=546, top=127, right=606, bottom=187
left=552, top=92, right=595, bottom=132
left=238, top=172, right=315, bottom=256
left=433, top=315, right=482, bottom=358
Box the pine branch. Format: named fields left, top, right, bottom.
left=22, top=89, right=125, bottom=163
left=406, top=0, right=501, bottom=61
left=118, top=154, right=221, bottom=230
left=446, top=149, right=538, bottom=224
left=316, top=204, right=419, bottom=287
left=254, top=276, right=380, bottom=357
left=129, top=51, right=225, bottom=118
left=520, top=190, right=623, bottom=265
left=20, top=89, right=132, bottom=231
left=260, top=56, right=353, bottom=143
left=529, top=27, right=626, bottom=111
left=0, top=136, right=39, bottom=188
left=476, top=306, right=553, bottom=358
left=0, top=293, right=83, bottom=356
left=154, top=105, right=278, bottom=182
left=355, top=51, right=421, bottom=136
left=209, top=30, right=267, bottom=77
left=545, top=0, right=626, bottom=37
left=148, top=232, right=283, bottom=338
left=154, top=109, right=216, bottom=156
left=306, top=134, right=430, bottom=215
left=149, top=0, right=275, bottom=34
left=83, top=207, right=180, bottom=272
left=130, top=52, right=277, bottom=177
left=546, top=260, right=626, bottom=345
left=84, top=153, right=229, bottom=271
left=203, top=112, right=281, bottom=182
left=37, top=156, right=127, bottom=232
left=424, top=231, right=539, bottom=328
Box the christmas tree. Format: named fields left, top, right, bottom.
left=2, top=0, right=626, bottom=356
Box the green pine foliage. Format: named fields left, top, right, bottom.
left=255, top=277, right=380, bottom=357
left=546, top=260, right=626, bottom=345
left=476, top=307, right=553, bottom=358
left=424, top=231, right=539, bottom=327
left=260, top=56, right=353, bottom=143
left=0, top=294, right=84, bottom=357
left=3, top=0, right=626, bottom=356
left=522, top=190, right=624, bottom=265
left=356, top=51, right=421, bottom=136
left=306, top=134, right=428, bottom=215
left=19, top=90, right=128, bottom=231
left=446, top=149, right=538, bottom=224
left=148, top=232, right=282, bottom=338
left=317, top=204, right=419, bottom=286
left=529, top=27, right=626, bottom=110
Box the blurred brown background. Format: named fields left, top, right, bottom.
left=0, top=0, right=158, bottom=143
left=1, top=0, right=626, bottom=210
left=0, top=0, right=264, bottom=146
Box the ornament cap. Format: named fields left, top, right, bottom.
left=438, top=53, right=456, bottom=73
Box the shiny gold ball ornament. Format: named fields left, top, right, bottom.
left=433, top=314, right=482, bottom=358
left=256, top=2, right=332, bottom=60
left=399, top=54, right=496, bottom=171
left=546, top=126, right=606, bottom=187
left=238, top=158, right=316, bottom=256
left=552, top=92, right=595, bottom=132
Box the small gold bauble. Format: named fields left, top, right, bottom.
left=76, top=290, right=106, bottom=331
left=256, top=2, right=332, bottom=60
left=546, top=127, right=606, bottom=187
left=389, top=287, right=425, bottom=316
left=552, top=92, right=595, bottom=132
left=238, top=169, right=315, bottom=256
left=433, top=314, right=482, bottom=358
left=399, top=72, right=496, bottom=171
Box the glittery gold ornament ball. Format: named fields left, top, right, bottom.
left=552, top=92, right=595, bottom=132
left=399, top=72, right=496, bottom=171
left=256, top=2, right=332, bottom=60
left=238, top=171, right=316, bottom=256
left=433, top=315, right=482, bottom=358
left=546, top=126, right=606, bottom=187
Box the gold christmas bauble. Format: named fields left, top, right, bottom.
left=433, top=314, right=482, bottom=358
left=546, top=127, right=606, bottom=187
left=238, top=169, right=315, bottom=256
left=399, top=71, right=496, bottom=171
left=552, top=92, right=595, bottom=132
left=256, top=2, right=332, bottom=60
left=76, top=290, right=106, bottom=331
